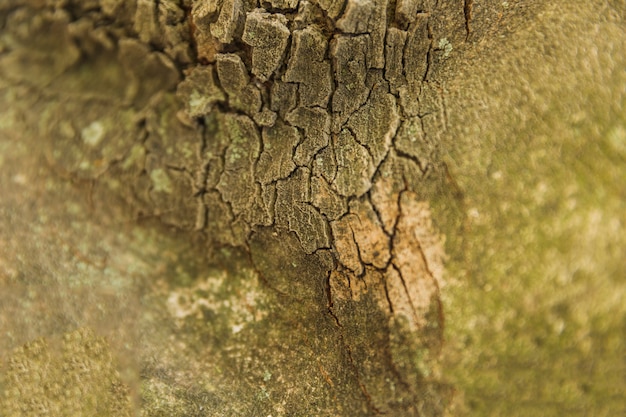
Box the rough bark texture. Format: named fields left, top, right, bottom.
left=1, top=1, right=625, bottom=416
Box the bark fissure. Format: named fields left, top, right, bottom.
left=11, top=0, right=462, bottom=414
left=464, top=0, right=473, bottom=41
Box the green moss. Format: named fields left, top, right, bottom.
left=437, top=3, right=626, bottom=415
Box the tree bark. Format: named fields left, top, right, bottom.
left=1, top=1, right=624, bottom=416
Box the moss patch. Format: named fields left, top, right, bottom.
left=439, top=2, right=626, bottom=415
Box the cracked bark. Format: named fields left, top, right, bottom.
left=7, top=1, right=622, bottom=417
left=0, top=1, right=456, bottom=414
left=1, top=1, right=458, bottom=414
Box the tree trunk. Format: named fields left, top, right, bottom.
left=1, top=1, right=624, bottom=416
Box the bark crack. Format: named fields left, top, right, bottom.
left=464, top=0, right=473, bottom=41
left=25, top=0, right=458, bottom=411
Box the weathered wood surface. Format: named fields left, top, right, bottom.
left=0, top=1, right=624, bottom=416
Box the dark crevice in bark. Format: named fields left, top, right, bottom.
left=464, top=0, right=474, bottom=41
left=423, top=21, right=434, bottom=82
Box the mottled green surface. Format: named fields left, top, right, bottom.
left=439, top=2, right=626, bottom=415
